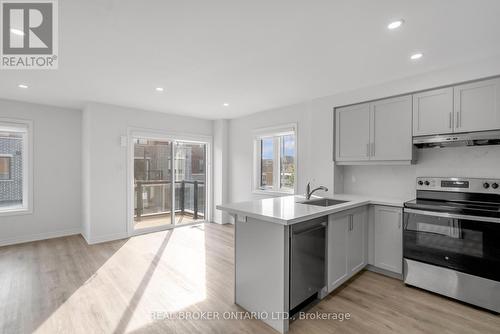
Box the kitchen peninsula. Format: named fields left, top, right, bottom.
left=217, top=194, right=406, bottom=333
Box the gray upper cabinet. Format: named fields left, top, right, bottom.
left=412, top=78, right=500, bottom=136
left=454, top=78, right=500, bottom=133
left=335, top=103, right=370, bottom=162
left=335, top=96, right=413, bottom=165
left=335, top=77, right=500, bottom=164
left=370, top=96, right=413, bottom=161
left=413, top=87, right=454, bottom=136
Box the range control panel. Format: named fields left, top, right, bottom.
left=416, top=177, right=500, bottom=193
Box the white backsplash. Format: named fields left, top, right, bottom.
left=342, top=145, right=500, bottom=200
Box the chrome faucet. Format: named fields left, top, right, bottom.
left=305, top=182, right=329, bottom=200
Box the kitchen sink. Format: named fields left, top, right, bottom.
left=299, top=198, right=348, bottom=207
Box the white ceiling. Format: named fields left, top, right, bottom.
left=1, top=0, right=500, bottom=119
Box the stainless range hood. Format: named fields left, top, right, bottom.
left=413, top=130, right=500, bottom=148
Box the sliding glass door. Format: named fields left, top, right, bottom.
left=132, top=135, right=208, bottom=232
left=174, top=141, right=206, bottom=225
left=133, top=138, right=173, bottom=229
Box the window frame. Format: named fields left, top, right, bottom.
left=0, top=119, right=33, bottom=217
left=253, top=123, right=297, bottom=195
left=0, top=155, right=13, bottom=180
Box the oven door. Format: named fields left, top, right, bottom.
left=403, top=208, right=500, bottom=281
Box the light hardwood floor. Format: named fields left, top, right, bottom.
left=134, top=213, right=203, bottom=230
left=0, top=223, right=499, bottom=334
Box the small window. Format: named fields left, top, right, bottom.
left=0, top=156, right=12, bottom=180
left=260, top=137, right=274, bottom=190
left=254, top=124, right=296, bottom=194
left=0, top=120, right=30, bottom=214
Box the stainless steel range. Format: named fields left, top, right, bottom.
left=403, top=177, right=500, bottom=312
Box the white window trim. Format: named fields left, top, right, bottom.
left=0, top=118, right=33, bottom=217
left=252, top=123, right=297, bottom=196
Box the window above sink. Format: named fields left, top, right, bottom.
left=252, top=123, right=297, bottom=195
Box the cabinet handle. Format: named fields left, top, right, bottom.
left=366, top=143, right=370, bottom=157
left=371, top=143, right=375, bottom=156
left=456, top=111, right=460, bottom=128
left=449, top=112, right=452, bottom=129
left=398, top=213, right=402, bottom=229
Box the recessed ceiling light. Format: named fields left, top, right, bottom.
left=410, top=53, right=423, bottom=60
left=10, top=28, right=24, bottom=36
left=18, top=84, right=28, bottom=89
left=387, top=20, right=404, bottom=30
left=155, top=87, right=164, bottom=92
left=223, top=103, right=229, bottom=107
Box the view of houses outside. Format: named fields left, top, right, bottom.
left=133, top=139, right=172, bottom=220
left=280, top=134, right=295, bottom=191
left=260, top=134, right=295, bottom=192
left=260, top=137, right=274, bottom=188
left=174, top=142, right=206, bottom=222
left=133, top=139, right=206, bottom=225
left=0, top=132, right=23, bottom=209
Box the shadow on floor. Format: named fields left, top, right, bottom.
left=0, top=235, right=128, bottom=334
left=112, top=231, right=172, bottom=334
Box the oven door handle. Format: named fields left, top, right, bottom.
left=404, top=208, right=500, bottom=223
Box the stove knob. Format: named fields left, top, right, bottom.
left=424, top=181, right=430, bottom=186
left=483, top=182, right=490, bottom=189
left=492, top=183, right=499, bottom=189
left=418, top=181, right=423, bottom=186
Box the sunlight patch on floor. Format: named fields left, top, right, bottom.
left=34, top=226, right=207, bottom=334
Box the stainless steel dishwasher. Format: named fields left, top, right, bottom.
left=289, top=217, right=327, bottom=312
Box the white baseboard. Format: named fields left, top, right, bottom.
left=210, top=220, right=232, bottom=225
left=81, top=231, right=91, bottom=244
left=0, top=227, right=82, bottom=247
left=84, top=231, right=129, bottom=245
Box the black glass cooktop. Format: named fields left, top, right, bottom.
left=405, top=190, right=500, bottom=218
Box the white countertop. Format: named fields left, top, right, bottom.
left=216, top=194, right=408, bottom=225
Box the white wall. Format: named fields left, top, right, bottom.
left=82, top=103, right=213, bottom=243
left=0, top=99, right=81, bottom=246
left=227, top=56, right=500, bottom=204
left=213, top=119, right=231, bottom=224
left=343, top=146, right=500, bottom=200
left=228, top=100, right=335, bottom=203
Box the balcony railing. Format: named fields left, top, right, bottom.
left=135, top=180, right=205, bottom=221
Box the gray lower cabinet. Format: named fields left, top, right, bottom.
left=373, top=205, right=403, bottom=274
left=327, top=207, right=367, bottom=292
